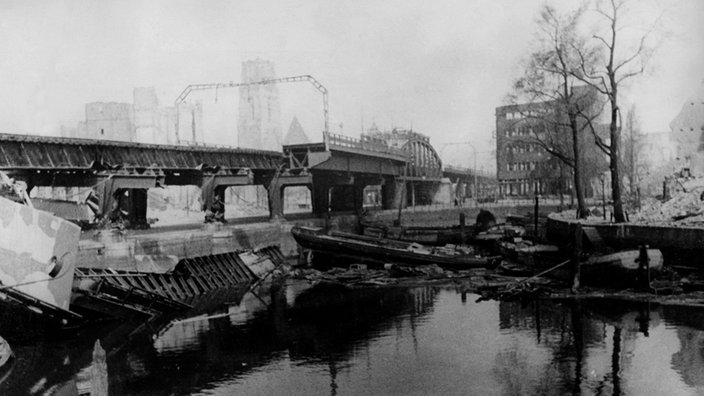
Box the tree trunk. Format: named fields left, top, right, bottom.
left=610, top=94, right=626, bottom=223
left=570, top=113, right=588, bottom=218
left=558, top=165, right=565, bottom=211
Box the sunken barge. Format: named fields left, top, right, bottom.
left=0, top=175, right=287, bottom=326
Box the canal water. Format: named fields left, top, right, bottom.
left=1, top=281, right=704, bottom=395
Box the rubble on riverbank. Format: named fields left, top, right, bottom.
left=288, top=260, right=704, bottom=308
left=546, top=176, right=704, bottom=226
left=634, top=182, right=704, bottom=225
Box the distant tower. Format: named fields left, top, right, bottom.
left=134, top=87, right=159, bottom=144
left=237, top=59, right=282, bottom=151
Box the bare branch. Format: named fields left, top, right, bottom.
left=614, top=34, right=646, bottom=73
left=616, top=65, right=645, bottom=84
left=586, top=117, right=611, bottom=154
left=592, top=34, right=612, bottom=50
left=570, top=45, right=610, bottom=95
left=594, top=8, right=615, bottom=22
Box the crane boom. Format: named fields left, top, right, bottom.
left=174, top=74, right=329, bottom=142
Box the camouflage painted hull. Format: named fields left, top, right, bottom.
left=0, top=195, right=81, bottom=313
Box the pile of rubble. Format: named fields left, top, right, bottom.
left=290, top=263, right=488, bottom=287
left=634, top=177, right=704, bottom=225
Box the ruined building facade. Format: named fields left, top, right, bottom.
left=670, top=79, right=704, bottom=173
left=495, top=86, right=606, bottom=198
left=62, top=87, right=201, bottom=145
left=495, top=102, right=559, bottom=197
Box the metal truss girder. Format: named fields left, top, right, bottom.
left=0, top=133, right=282, bottom=173
left=207, top=173, right=253, bottom=186
left=105, top=174, right=161, bottom=190
left=0, top=139, right=93, bottom=169
left=276, top=174, right=313, bottom=186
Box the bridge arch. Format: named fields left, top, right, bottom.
left=401, top=133, right=442, bottom=180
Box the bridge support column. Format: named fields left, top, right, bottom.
left=325, top=173, right=362, bottom=213
left=329, top=185, right=355, bottom=211
left=311, top=176, right=332, bottom=216
left=265, top=173, right=312, bottom=220
left=382, top=179, right=407, bottom=210
left=96, top=174, right=159, bottom=228
left=354, top=181, right=366, bottom=214
left=267, top=180, right=284, bottom=220
left=201, top=172, right=253, bottom=222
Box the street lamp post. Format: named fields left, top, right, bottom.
left=600, top=173, right=606, bottom=220
left=470, top=144, right=478, bottom=206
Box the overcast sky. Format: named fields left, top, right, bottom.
left=1, top=0, right=702, bottom=169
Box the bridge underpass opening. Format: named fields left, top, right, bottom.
left=29, top=186, right=155, bottom=228
left=405, top=181, right=444, bottom=207
left=149, top=185, right=273, bottom=225
left=363, top=185, right=382, bottom=210
left=226, top=185, right=270, bottom=218
left=147, top=185, right=272, bottom=227
left=283, top=186, right=312, bottom=215
left=147, top=186, right=202, bottom=227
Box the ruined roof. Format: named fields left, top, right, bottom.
left=283, top=117, right=310, bottom=145
left=670, top=79, right=704, bottom=150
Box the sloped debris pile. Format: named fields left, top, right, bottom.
left=634, top=177, right=704, bottom=225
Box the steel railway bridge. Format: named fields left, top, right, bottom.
left=0, top=131, right=487, bottom=227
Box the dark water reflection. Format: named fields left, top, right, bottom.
left=2, top=282, right=704, bottom=395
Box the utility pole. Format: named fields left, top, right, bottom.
left=174, top=75, right=329, bottom=144
left=472, top=146, right=478, bottom=205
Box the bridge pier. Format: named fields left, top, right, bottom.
left=381, top=179, right=407, bottom=210
left=95, top=174, right=161, bottom=228
left=265, top=172, right=313, bottom=220
left=311, top=177, right=331, bottom=216
left=308, top=175, right=360, bottom=215
left=200, top=171, right=253, bottom=222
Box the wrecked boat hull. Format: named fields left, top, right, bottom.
left=0, top=195, right=82, bottom=321
left=71, top=245, right=286, bottom=320
left=500, top=246, right=663, bottom=288
left=292, top=226, right=498, bottom=270
left=546, top=214, right=704, bottom=251
left=546, top=214, right=704, bottom=267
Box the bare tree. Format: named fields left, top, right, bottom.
left=510, top=5, right=604, bottom=218
left=620, top=105, right=646, bottom=207
left=571, top=0, right=659, bottom=222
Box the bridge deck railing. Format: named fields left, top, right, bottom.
left=324, top=132, right=406, bottom=157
